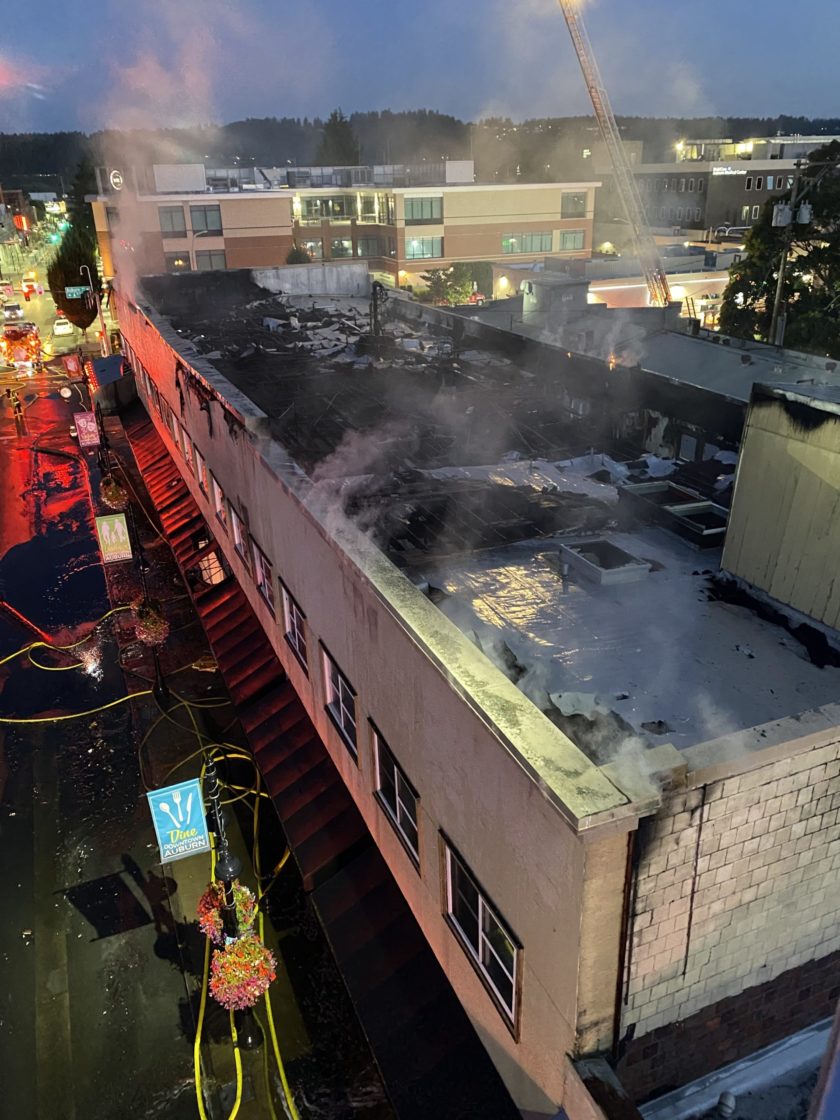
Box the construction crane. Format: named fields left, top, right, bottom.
left=558, top=1, right=671, bottom=308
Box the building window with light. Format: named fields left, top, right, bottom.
left=405, top=236, right=443, bottom=260
left=356, top=237, right=384, bottom=258
left=443, top=841, right=520, bottom=1026
left=159, top=206, right=186, bottom=237
left=196, top=249, right=227, bottom=271
left=251, top=541, right=275, bottom=611
left=211, top=474, right=228, bottom=531
left=502, top=232, right=552, bottom=254
left=280, top=583, right=307, bottom=673
left=301, top=239, right=323, bottom=260
left=322, top=647, right=357, bottom=756
left=190, top=204, right=223, bottom=234
left=404, top=196, right=443, bottom=224
left=373, top=727, right=419, bottom=865
left=330, top=239, right=353, bottom=258
left=165, top=253, right=191, bottom=272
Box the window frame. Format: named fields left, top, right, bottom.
left=404, top=235, right=443, bottom=260
left=164, top=252, right=191, bottom=272
left=443, top=839, right=520, bottom=1029
left=194, top=446, right=208, bottom=494
left=195, top=249, right=227, bottom=271
left=321, top=645, right=357, bottom=757
left=280, top=583, right=308, bottom=674
left=745, top=176, right=753, bottom=191
left=230, top=505, right=248, bottom=561
left=210, top=473, right=228, bottom=531
left=251, top=539, right=275, bottom=612
left=372, top=724, right=420, bottom=866
left=501, top=231, right=552, bottom=255
left=159, top=205, right=187, bottom=238
left=560, top=191, right=587, bottom=218
left=559, top=229, right=585, bottom=251
left=181, top=427, right=194, bottom=473
left=404, top=196, right=443, bottom=224
left=189, top=204, right=223, bottom=235
left=751, top=204, right=760, bottom=220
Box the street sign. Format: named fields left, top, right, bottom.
left=94, top=513, right=132, bottom=562
left=74, top=411, right=100, bottom=448
left=64, top=285, right=89, bottom=299
left=147, top=778, right=211, bottom=864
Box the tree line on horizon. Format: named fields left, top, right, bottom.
left=3, top=110, right=840, bottom=190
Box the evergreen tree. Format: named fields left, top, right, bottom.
left=719, top=142, right=840, bottom=357
left=315, top=110, right=360, bottom=165
left=46, top=226, right=100, bottom=331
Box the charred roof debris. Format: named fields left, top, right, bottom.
left=137, top=272, right=840, bottom=771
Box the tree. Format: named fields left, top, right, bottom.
left=719, top=142, right=840, bottom=357
left=46, top=226, right=100, bottom=331
left=66, top=156, right=98, bottom=246
left=286, top=245, right=312, bottom=264
left=420, top=264, right=475, bottom=305
left=315, top=110, right=360, bottom=166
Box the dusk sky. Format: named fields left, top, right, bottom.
left=0, top=0, right=837, bottom=133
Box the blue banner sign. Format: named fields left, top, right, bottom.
left=147, top=778, right=211, bottom=863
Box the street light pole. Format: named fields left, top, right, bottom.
left=768, top=161, right=804, bottom=349
left=80, top=263, right=111, bottom=358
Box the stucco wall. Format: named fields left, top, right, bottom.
left=723, top=396, right=840, bottom=628
left=251, top=261, right=371, bottom=296
left=622, top=722, right=840, bottom=1042
left=116, top=291, right=636, bottom=1117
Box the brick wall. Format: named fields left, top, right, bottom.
left=620, top=738, right=840, bottom=1049
left=618, top=949, right=840, bottom=1102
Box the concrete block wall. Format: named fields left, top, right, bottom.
left=622, top=736, right=840, bottom=1042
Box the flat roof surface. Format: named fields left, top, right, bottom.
left=418, top=516, right=840, bottom=756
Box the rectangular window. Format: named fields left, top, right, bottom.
left=688, top=178, right=695, bottom=192
left=404, top=196, right=443, bottom=224
left=165, top=252, right=191, bottom=272
left=663, top=178, right=669, bottom=191
left=444, top=843, right=519, bottom=1023
left=356, top=236, right=384, bottom=258
left=677, top=207, right=684, bottom=220
left=322, top=648, right=357, bottom=756
left=195, top=249, right=227, bottom=271
left=171, top=411, right=181, bottom=445
left=741, top=204, right=751, bottom=222
left=251, top=541, right=275, bottom=611
left=190, top=204, right=223, bottom=234
left=766, top=175, right=775, bottom=190
left=559, top=229, right=585, bottom=251
left=159, top=206, right=186, bottom=237
left=679, top=178, right=686, bottom=192
left=756, top=177, right=764, bottom=190
left=301, top=238, right=323, bottom=260
left=695, top=207, right=702, bottom=221
left=194, top=447, right=208, bottom=494
left=211, top=474, right=228, bottom=531
left=751, top=204, right=760, bottom=220
left=230, top=506, right=247, bottom=559
left=745, top=177, right=753, bottom=190
left=501, top=232, right=552, bottom=254
left=698, top=178, right=705, bottom=192
left=330, top=238, right=353, bottom=258
left=560, top=191, right=586, bottom=218
left=373, top=728, right=419, bottom=863
left=281, top=584, right=307, bottom=673
left=181, top=428, right=194, bottom=472
left=405, top=236, right=443, bottom=260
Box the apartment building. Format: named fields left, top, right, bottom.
left=113, top=270, right=840, bottom=1119
left=90, top=160, right=598, bottom=287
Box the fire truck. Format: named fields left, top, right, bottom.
left=1, top=322, right=42, bottom=370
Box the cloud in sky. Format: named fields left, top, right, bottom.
left=1, top=0, right=839, bottom=131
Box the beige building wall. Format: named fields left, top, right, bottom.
left=116, top=292, right=637, bottom=1118
left=622, top=719, right=840, bottom=1040
left=723, top=395, right=840, bottom=628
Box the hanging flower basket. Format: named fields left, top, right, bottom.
left=197, top=880, right=257, bottom=946
left=209, top=935, right=277, bottom=1011
left=131, top=597, right=170, bottom=646
left=100, top=474, right=128, bottom=511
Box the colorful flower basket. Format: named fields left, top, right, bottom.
left=197, top=880, right=257, bottom=946
left=131, top=598, right=170, bottom=646
left=100, top=475, right=128, bottom=511
left=209, top=935, right=277, bottom=1011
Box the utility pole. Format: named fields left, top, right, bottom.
left=80, top=263, right=111, bottom=357
left=768, top=161, right=804, bottom=349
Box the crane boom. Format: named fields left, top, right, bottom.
left=558, top=1, right=671, bottom=307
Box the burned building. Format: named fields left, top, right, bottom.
left=116, top=270, right=840, bottom=1119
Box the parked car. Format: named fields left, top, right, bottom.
left=3, top=303, right=24, bottom=322
left=53, top=316, right=74, bottom=337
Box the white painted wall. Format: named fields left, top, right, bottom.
left=251, top=262, right=371, bottom=297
